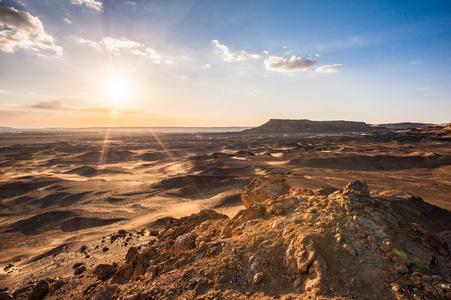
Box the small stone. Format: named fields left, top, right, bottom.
left=80, top=245, right=87, bottom=253
left=72, top=262, right=83, bottom=269
left=133, top=267, right=146, bottom=280
left=74, top=265, right=86, bottom=275
left=102, top=247, right=109, bottom=252
left=394, top=263, right=409, bottom=274
left=433, top=275, right=444, bottom=281
left=343, top=244, right=357, bottom=256
left=28, top=280, right=49, bottom=300
left=380, top=241, right=393, bottom=252
left=126, top=247, right=139, bottom=263
left=293, top=276, right=303, bottom=289
left=422, top=275, right=433, bottom=282
left=335, top=233, right=342, bottom=244
left=253, top=272, right=264, bottom=284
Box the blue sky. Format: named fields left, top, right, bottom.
left=0, top=0, right=450, bottom=127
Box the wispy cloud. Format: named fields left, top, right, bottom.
left=316, top=64, right=343, bottom=73
left=264, top=55, right=317, bottom=72
left=417, top=86, right=434, bottom=90
left=31, top=100, right=148, bottom=114
left=101, top=37, right=142, bottom=53
left=79, top=38, right=100, bottom=51
left=99, top=37, right=172, bottom=63
left=70, top=0, right=103, bottom=12
left=211, top=40, right=261, bottom=62
left=0, top=6, right=63, bottom=55
left=31, top=101, right=74, bottom=110
left=64, top=18, right=72, bottom=25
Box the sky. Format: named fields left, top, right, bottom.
left=0, top=0, right=450, bottom=128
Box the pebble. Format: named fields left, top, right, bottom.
left=253, top=272, right=264, bottom=284
left=343, top=244, right=357, bottom=256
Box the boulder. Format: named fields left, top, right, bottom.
left=343, top=180, right=370, bottom=196
left=241, top=175, right=290, bottom=208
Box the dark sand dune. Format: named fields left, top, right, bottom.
left=65, top=166, right=99, bottom=177
left=209, top=192, right=243, bottom=208
left=291, top=154, right=451, bottom=170
left=60, top=217, right=126, bottom=232
left=0, top=177, right=62, bottom=198
left=75, top=150, right=133, bottom=164
left=152, top=175, right=249, bottom=198
left=10, top=211, right=77, bottom=235
left=29, top=244, right=70, bottom=263
left=65, top=166, right=130, bottom=177
left=198, top=166, right=255, bottom=177
left=137, top=152, right=168, bottom=161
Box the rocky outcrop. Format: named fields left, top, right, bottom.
left=8, top=176, right=451, bottom=300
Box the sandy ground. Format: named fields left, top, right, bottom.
left=0, top=125, right=450, bottom=292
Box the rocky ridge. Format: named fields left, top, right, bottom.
left=2, top=176, right=451, bottom=299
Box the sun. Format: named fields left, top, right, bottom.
left=106, top=78, right=131, bottom=105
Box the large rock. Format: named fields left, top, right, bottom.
left=241, top=175, right=290, bottom=208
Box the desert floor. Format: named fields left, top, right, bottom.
left=0, top=127, right=450, bottom=290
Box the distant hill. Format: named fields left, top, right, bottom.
left=243, top=119, right=378, bottom=134
left=374, top=122, right=432, bottom=130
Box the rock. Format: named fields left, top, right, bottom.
left=28, top=280, right=49, bottom=300
left=253, top=272, right=264, bottom=284
left=343, top=244, right=357, bottom=256
left=285, top=236, right=317, bottom=274
left=0, top=292, right=12, bottom=300
left=83, top=282, right=100, bottom=295
left=293, top=276, right=303, bottom=289
left=126, top=247, right=139, bottom=263
left=174, top=232, right=197, bottom=254
left=80, top=245, right=87, bottom=253
left=241, top=175, right=290, bottom=208
left=223, top=203, right=266, bottom=236
left=102, top=247, right=109, bottom=252
left=343, top=180, right=370, bottom=196
left=394, top=263, right=409, bottom=274
left=93, top=264, right=117, bottom=281
left=93, top=284, right=120, bottom=300
left=133, top=266, right=146, bottom=280
left=74, top=265, right=86, bottom=275
left=73, top=262, right=83, bottom=269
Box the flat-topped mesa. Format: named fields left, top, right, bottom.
left=244, top=119, right=377, bottom=134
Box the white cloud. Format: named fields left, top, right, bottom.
left=0, top=6, right=63, bottom=55
left=315, top=64, right=343, bottom=73
left=211, top=40, right=261, bottom=62
left=201, top=64, right=211, bottom=69
left=64, top=18, right=72, bottom=24
left=70, top=0, right=103, bottom=12
left=79, top=38, right=100, bottom=50
left=418, top=86, right=434, bottom=90
left=102, top=37, right=142, bottom=53
left=264, top=55, right=317, bottom=72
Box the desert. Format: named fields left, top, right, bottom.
left=0, top=121, right=450, bottom=299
